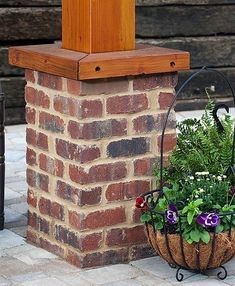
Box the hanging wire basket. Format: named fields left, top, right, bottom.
left=140, top=67, right=235, bottom=281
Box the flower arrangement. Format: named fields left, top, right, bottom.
left=136, top=101, right=235, bottom=245
left=135, top=99, right=235, bottom=276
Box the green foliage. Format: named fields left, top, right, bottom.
left=153, top=100, right=234, bottom=185
left=139, top=100, right=235, bottom=245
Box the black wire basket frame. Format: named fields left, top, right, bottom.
left=141, top=66, right=235, bottom=281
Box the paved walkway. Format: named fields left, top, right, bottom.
left=1, top=109, right=235, bottom=285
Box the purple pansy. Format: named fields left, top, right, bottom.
left=166, top=204, right=178, bottom=224
left=197, top=212, right=220, bottom=227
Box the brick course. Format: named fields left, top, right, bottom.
left=25, top=70, right=177, bottom=268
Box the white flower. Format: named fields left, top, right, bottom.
left=217, top=176, right=222, bottom=181
left=189, top=176, right=194, bottom=180
left=197, top=179, right=201, bottom=182
left=210, top=185, right=213, bottom=188
left=198, top=188, right=205, bottom=193
left=187, top=198, right=189, bottom=201
left=195, top=171, right=209, bottom=176
left=206, top=178, right=210, bottom=181
left=223, top=175, right=227, bottom=179
left=212, top=175, right=216, bottom=178
left=195, top=195, right=199, bottom=198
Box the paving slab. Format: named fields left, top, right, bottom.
left=79, top=264, right=142, bottom=285
left=0, top=229, right=25, bottom=250
left=131, top=257, right=194, bottom=280
left=102, top=279, right=144, bottom=286
left=18, top=277, right=69, bottom=286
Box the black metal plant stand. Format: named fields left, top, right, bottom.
left=0, top=80, right=5, bottom=230
left=142, top=67, right=235, bottom=281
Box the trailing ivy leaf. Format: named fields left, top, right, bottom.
left=216, top=224, right=224, bottom=233
left=200, top=230, right=210, bottom=244
left=187, top=238, right=194, bottom=244
left=158, top=198, right=167, bottom=211
left=190, top=229, right=200, bottom=242
left=140, top=212, right=151, bottom=223
left=187, top=211, right=195, bottom=225
left=154, top=222, right=163, bottom=230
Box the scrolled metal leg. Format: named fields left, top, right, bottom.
left=176, top=267, right=184, bottom=282
left=217, top=266, right=227, bottom=280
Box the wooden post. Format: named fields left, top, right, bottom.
left=62, top=0, right=135, bottom=53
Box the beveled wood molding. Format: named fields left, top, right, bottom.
left=9, top=43, right=190, bottom=80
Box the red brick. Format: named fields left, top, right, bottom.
left=25, top=70, right=35, bottom=83
left=56, top=139, right=100, bottom=163
left=27, top=229, right=38, bottom=244
left=51, top=202, right=64, bottom=221
left=26, top=148, right=37, bottom=166
left=37, top=90, right=50, bottom=108
left=106, top=183, right=125, bottom=202
left=25, top=86, right=36, bottom=105
left=37, top=132, right=48, bottom=150
left=27, top=189, right=37, bottom=208
left=38, top=197, right=50, bottom=216
left=28, top=211, right=50, bottom=234
left=27, top=169, right=49, bottom=192
left=106, top=225, right=146, bottom=246
left=39, top=153, right=64, bottom=177
left=28, top=211, right=38, bottom=229
left=79, top=232, right=103, bottom=251
left=67, top=248, right=129, bottom=268
left=107, top=94, right=148, bottom=114
left=68, top=119, right=127, bottom=140
left=133, top=112, right=176, bottom=134
left=81, top=99, right=103, bottom=118
left=129, top=244, right=155, bottom=260
left=38, top=72, right=62, bottom=90
left=80, top=78, right=129, bottom=96
left=133, top=73, right=178, bottom=91
left=107, top=138, right=150, bottom=158
left=68, top=211, right=83, bottom=230
left=39, top=197, right=64, bottom=221
left=158, top=92, right=175, bottom=110
left=26, top=128, right=36, bottom=146
left=25, top=107, right=36, bottom=124
left=39, top=111, right=64, bottom=133
left=54, top=96, right=78, bottom=117
left=56, top=226, right=103, bottom=252
left=67, top=79, right=81, bottom=96
left=81, top=207, right=126, bottom=230
left=106, top=180, right=150, bottom=202
left=158, top=133, right=177, bottom=153
left=39, top=237, right=65, bottom=258
left=132, top=208, right=142, bottom=223
left=55, top=225, right=80, bottom=248
left=56, top=181, right=102, bottom=206
left=69, top=162, right=127, bottom=185
left=134, top=157, right=157, bottom=176
left=26, top=128, right=48, bottom=150
left=67, top=250, right=82, bottom=267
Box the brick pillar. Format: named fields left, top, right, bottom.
left=25, top=70, right=177, bottom=268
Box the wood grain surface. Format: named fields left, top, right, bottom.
left=62, top=0, right=135, bottom=53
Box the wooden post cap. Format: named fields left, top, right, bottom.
left=62, top=0, right=135, bottom=54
